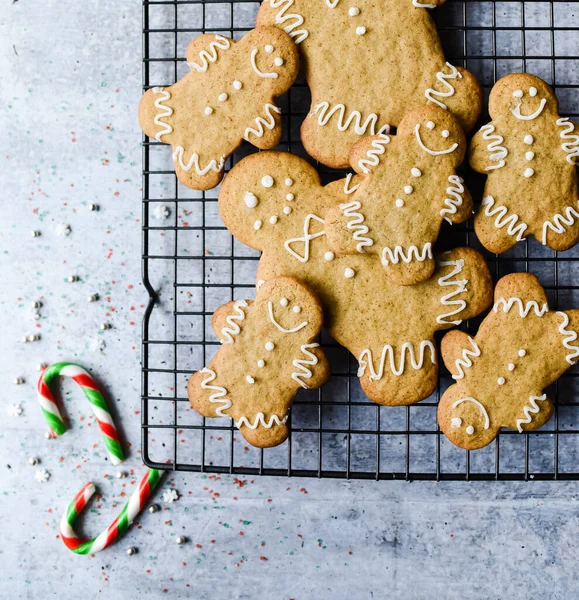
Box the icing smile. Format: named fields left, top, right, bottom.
left=511, top=98, right=547, bottom=121
left=415, top=124, right=458, bottom=156
left=267, top=301, right=308, bottom=333
left=451, top=396, right=490, bottom=434
left=251, top=48, right=279, bottom=79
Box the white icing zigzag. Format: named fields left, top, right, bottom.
left=556, top=311, right=579, bottom=365
left=481, top=196, right=528, bottom=241
left=343, top=173, right=360, bottom=195
left=244, top=103, right=282, bottom=140
left=173, top=146, right=225, bottom=175
left=358, top=134, right=391, bottom=174
left=236, top=412, right=288, bottom=430
left=220, top=300, right=248, bottom=344
left=493, top=297, right=549, bottom=318
left=200, top=368, right=232, bottom=417
left=187, top=35, right=231, bottom=72
left=542, top=206, right=579, bottom=246
left=556, top=117, right=579, bottom=165
left=516, top=394, right=548, bottom=433
left=266, top=0, right=309, bottom=44
left=381, top=243, right=433, bottom=267
left=412, top=0, right=436, bottom=7
left=152, top=87, right=173, bottom=142
left=451, top=336, right=481, bottom=380
left=440, top=175, right=466, bottom=224
left=358, top=341, right=436, bottom=380
left=436, top=257, right=467, bottom=326
left=479, top=124, right=507, bottom=171
left=425, top=62, right=462, bottom=110
left=292, top=343, right=320, bottom=388
left=339, top=201, right=374, bottom=253
left=310, top=102, right=390, bottom=137
left=284, top=214, right=325, bottom=262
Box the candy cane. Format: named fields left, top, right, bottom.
left=37, top=362, right=124, bottom=465
left=60, top=468, right=163, bottom=554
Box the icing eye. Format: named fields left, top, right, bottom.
left=426, top=121, right=435, bottom=130
left=265, top=45, right=274, bottom=54
left=293, top=305, right=301, bottom=313
left=466, top=425, right=475, bottom=435
left=451, top=417, right=462, bottom=428
left=441, top=130, right=450, bottom=138
left=529, top=86, right=538, bottom=97
left=274, top=57, right=284, bottom=67
left=280, top=297, right=288, bottom=307
left=204, top=106, right=213, bottom=115
left=261, top=175, right=274, bottom=188
left=497, top=377, right=506, bottom=385
left=518, top=349, right=527, bottom=357
left=344, top=267, right=355, bottom=278
left=395, top=199, right=404, bottom=208
left=244, top=191, right=258, bottom=208
left=513, top=89, right=523, bottom=98
left=254, top=219, right=262, bottom=230
left=348, top=7, right=360, bottom=16
left=233, top=80, right=242, bottom=90
left=269, top=215, right=278, bottom=224
left=355, top=26, right=366, bottom=35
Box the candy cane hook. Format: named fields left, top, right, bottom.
left=37, top=362, right=124, bottom=465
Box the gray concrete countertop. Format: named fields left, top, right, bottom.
left=2, top=1, right=579, bottom=598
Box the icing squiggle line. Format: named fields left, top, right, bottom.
left=284, top=214, right=325, bottom=262
left=451, top=337, right=481, bottom=380
left=245, top=103, right=281, bottom=139
left=415, top=124, right=459, bottom=156
left=436, top=257, right=467, bottom=326
left=251, top=48, right=279, bottom=79
left=516, top=394, right=547, bottom=433
left=292, top=343, right=320, bottom=388
left=556, top=311, right=579, bottom=365
left=343, top=173, right=360, bottom=195
left=236, top=412, right=288, bottom=430
left=310, top=102, right=390, bottom=137
left=452, top=397, right=490, bottom=429
left=479, top=124, right=507, bottom=171
left=381, top=243, right=432, bottom=267
left=556, top=117, right=579, bottom=165
left=358, top=134, right=391, bottom=174
left=412, top=0, right=436, bottom=7
left=358, top=341, right=436, bottom=381
left=266, top=0, right=309, bottom=44
left=173, top=146, right=225, bottom=175
left=325, top=0, right=340, bottom=6
left=511, top=99, right=547, bottom=121
left=267, top=301, right=308, bottom=333
left=339, top=200, right=374, bottom=252
left=481, top=196, right=528, bottom=241
left=220, top=300, right=248, bottom=344
left=440, top=175, right=465, bottom=224
left=493, top=297, right=549, bottom=318
left=541, top=206, right=579, bottom=246
left=425, top=62, right=462, bottom=110
left=152, top=87, right=173, bottom=142
left=188, top=35, right=231, bottom=72
left=200, top=368, right=232, bottom=417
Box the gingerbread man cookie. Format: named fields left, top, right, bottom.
left=324, top=106, right=472, bottom=285
left=257, top=0, right=482, bottom=168
left=218, top=150, right=493, bottom=406
left=438, top=273, right=579, bottom=450
left=138, top=27, right=299, bottom=190
left=470, top=74, right=579, bottom=253
left=188, top=277, right=329, bottom=448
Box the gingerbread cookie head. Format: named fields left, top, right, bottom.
left=187, top=277, right=329, bottom=448
left=324, top=106, right=471, bottom=285
left=138, top=27, right=299, bottom=191
left=470, top=73, right=579, bottom=254
left=438, top=273, right=579, bottom=450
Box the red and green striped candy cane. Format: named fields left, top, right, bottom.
left=37, top=362, right=124, bottom=465
left=60, top=468, right=163, bottom=554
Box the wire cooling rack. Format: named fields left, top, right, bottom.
left=141, top=0, right=579, bottom=480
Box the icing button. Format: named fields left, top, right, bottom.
left=404, top=185, right=413, bottom=195
left=254, top=220, right=262, bottom=230
left=344, top=268, right=355, bottom=279
left=508, top=363, right=515, bottom=371
left=497, top=377, right=506, bottom=385
left=269, top=216, right=278, bottom=224
left=525, top=151, right=535, bottom=161
left=246, top=375, right=255, bottom=384
left=324, top=251, right=335, bottom=261
left=286, top=193, right=294, bottom=201
left=348, top=7, right=360, bottom=16
left=395, top=199, right=404, bottom=208
left=524, top=135, right=534, bottom=145
left=411, top=167, right=422, bottom=177
left=233, top=80, right=242, bottom=90
left=523, top=168, right=535, bottom=178
left=518, top=349, right=527, bottom=357
left=355, top=26, right=366, bottom=35
left=244, top=191, right=258, bottom=208
left=265, top=341, right=275, bottom=351
left=283, top=206, right=292, bottom=215
left=218, top=93, right=228, bottom=102
left=257, top=360, right=265, bottom=368
left=204, top=106, right=213, bottom=115
left=285, top=178, right=293, bottom=186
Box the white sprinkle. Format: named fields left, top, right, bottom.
left=355, top=26, right=366, bottom=35
left=518, top=349, right=526, bottom=357
left=148, top=504, right=159, bottom=514
left=88, top=203, right=99, bottom=211
left=293, top=305, right=301, bottom=313
left=274, top=57, right=284, bottom=66
left=265, top=45, right=274, bottom=54
left=324, top=251, right=335, bottom=261
left=56, top=223, right=71, bottom=236
left=116, top=471, right=126, bottom=479
left=285, top=178, right=293, bottom=186
left=100, top=323, right=110, bottom=331
left=204, top=106, right=213, bottom=115
left=31, top=230, right=41, bottom=237
left=88, top=294, right=98, bottom=302
left=348, top=7, right=360, bottom=16
left=283, top=206, right=292, bottom=215
left=525, top=151, right=535, bottom=161
left=426, top=121, right=435, bottom=130
left=257, top=360, right=265, bottom=368
left=280, top=297, right=289, bottom=307
left=246, top=375, right=255, bottom=384
left=244, top=191, right=258, bottom=208
left=411, top=168, right=422, bottom=177
left=44, top=431, right=52, bottom=439
left=67, top=275, right=78, bottom=283
left=497, top=377, right=506, bottom=385
left=127, top=547, right=137, bottom=556
left=524, top=135, right=534, bottom=145
left=254, top=220, right=262, bottom=230
left=466, top=425, right=474, bottom=435
left=28, top=334, right=40, bottom=342
left=31, top=301, right=41, bottom=309
left=269, top=216, right=278, bottom=225
left=451, top=417, right=462, bottom=428
left=233, top=80, right=242, bottom=90
left=404, top=185, right=413, bottom=195
left=176, top=536, right=186, bottom=545
left=162, top=489, right=179, bottom=503
left=529, top=86, right=538, bottom=97
left=344, top=268, right=355, bottom=279
left=508, top=363, right=515, bottom=371
left=523, top=168, right=535, bottom=178
left=22, top=336, right=29, bottom=343
left=35, top=469, right=50, bottom=483
left=13, top=377, right=24, bottom=385
left=28, top=457, right=39, bottom=466
left=154, top=204, right=170, bottom=220
left=37, top=363, right=46, bottom=371
left=395, top=199, right=404, bottom=208
left=218, top=93, right=228, bottom=102
left=265, top=341, right=275, bottom=351
left=513, top=90, right=523, bottom=98
left=261, top=175, right=274, bottom=188
left=8, top=404, right=23, bottom=416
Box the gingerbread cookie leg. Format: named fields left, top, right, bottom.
left=474, top=195, right=528, bottom=254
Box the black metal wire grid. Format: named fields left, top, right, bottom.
left=141, top=0, right=579, bottom=480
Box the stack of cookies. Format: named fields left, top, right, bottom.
left=138, top=1, right=579, bottom=452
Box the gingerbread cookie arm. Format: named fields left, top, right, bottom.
left=492, top=272, right=548, bottom=311
left=440, top=330, right=480, bottom=379
left=185, top=34, right=232, bottom=70
left=474, top=195, right=528, bottom=254
left=212, top=300, right=253, bottom=343
left=440, top=175, right=473, bottom=225
left=469, top=121, right=508, bottom=174
left=349, top=134, right=393, bottom=176
left=243, top=102, right=283, bottom=149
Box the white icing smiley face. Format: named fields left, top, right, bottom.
left=414, top=119, right=459, bottom=156
left=450, top=397, right=490, bottom=436
left=510, top=86, right=548, bottom=121
left=250, top=44, right=287, bottom=79
left=267, top=297, right=308, bottom=334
